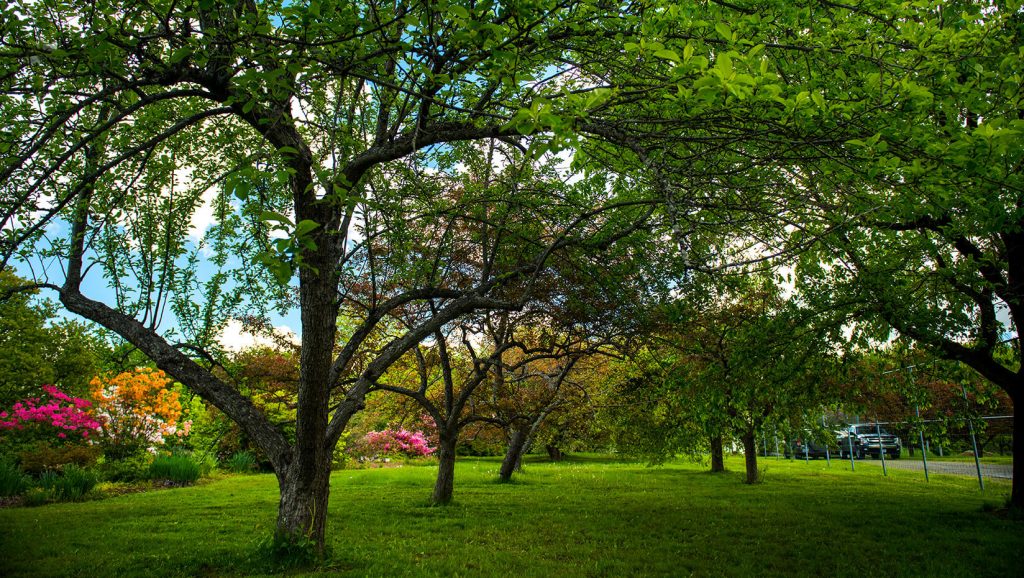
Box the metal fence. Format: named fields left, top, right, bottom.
left=762, top=415, right=1014, bottom=490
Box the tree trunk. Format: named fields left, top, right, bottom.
left=546, top=444, right=563, bottom=461
left=710, top=433, right=725, bottom=472
left=1011, top=390, right=1022, bottom=513
left=500, top=428, right=528, bottom=482
left=432, top=433, right=457, bottom=505
left=742, top=428, right=759, bottom=484
left=275, top=458, right=331, bottom=554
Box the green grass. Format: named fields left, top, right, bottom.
left=0, top=455, right=1019, bottom=577
left=914, top=453, right=1015, bottom=465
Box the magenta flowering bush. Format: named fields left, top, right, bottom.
left=358, top=429, right=435, bottom=459
left=0, top=385, right=102, bottom=442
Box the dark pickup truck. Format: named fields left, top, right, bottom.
left=836, top=424, right=901, bottom=459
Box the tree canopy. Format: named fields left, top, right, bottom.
left=2, top=0, right=1022, bottom=551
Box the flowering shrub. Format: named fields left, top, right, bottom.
left=357, top=429, right=435, bottom=459
left=0, top=385, right=101, bottom=441
left=89, top=368, right=190, bottom=457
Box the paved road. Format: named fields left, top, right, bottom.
left=857, top=458, right=1013, bottom=480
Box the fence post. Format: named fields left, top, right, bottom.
left=876, top=419, right=887, bottom=477
left=961, top=384, right=985, bottom=492
left=822, top=415, right=831, bottom=467
left=848, top=432, right=856, bottom=471
left=916, top=404, right=929, bottom=483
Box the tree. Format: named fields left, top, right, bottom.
left=0, top=270, right=103, bottom=406
left=615, top=275, right=841, bottom=483
left=490, top=335, right=594, bottom=481
left=372, top=315, right=511, bottom=505
left=788, top=2, right=1024, bottom=510
left=0, top=1, right=663, bottom=552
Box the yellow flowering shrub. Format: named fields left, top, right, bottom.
left=89, top=368, right=188, bottom=457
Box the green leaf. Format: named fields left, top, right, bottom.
left=715, top=23, right=733, bottom=42
left=715, top=53, right=733, bottom=77
left=448, top=5, right=469, bottom=19
left=168, top=46, right=192, bottom=64
left=653, top=49, right=681, bottom=63
left=295, top=219, right=320, bottom=237
left=259, top=210, right=293, bottom=226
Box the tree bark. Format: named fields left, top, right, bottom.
left=432, top=433, right=457, bottom=505
left=499, top=428, right=529, bottom=482
left=1011, top=388, right=1022, bottom=513
left=275, top=458, right=331, bottom=552
left=742, top=428, right=759, bottom=484
left=710, top=433, right=725, bottom=472
left=546, top=445, right=564, bottom=461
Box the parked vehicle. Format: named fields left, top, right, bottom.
left=836, top=423, right=901, bottom=459
left=784, top=436, right=831, bottom=459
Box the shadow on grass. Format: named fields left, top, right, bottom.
left=527, top=453, right=639, bottom=465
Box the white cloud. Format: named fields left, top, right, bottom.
left=188, top=186, right=217, bottom=242
left=218, top=318, right=299, bottom=352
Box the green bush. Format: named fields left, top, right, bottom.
left=0, top=458, right=30, bottom=497
left=98, top=453, right=152, bottom=482
left=193, top=451, right=217, bottom=476
left=36, top=465, right=98, bottom=502
left=37, top=469, right=59, bottom=489
left=22, top=487, right=51, bottom=507
left=149, top=454, right=201, bottom=486
left=57, top=465, right=98, bottom=500
left=224, top=451, right=257, bottom=473
left=17, top=442, right=102, bottom=475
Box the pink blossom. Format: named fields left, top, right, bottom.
left=0, top=385, right=101, bottom=439
left=361, top=428, right=435, bottom=458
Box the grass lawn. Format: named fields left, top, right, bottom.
left=914, top=453, right=1015, bottom=466
left=0, top=454, right=1020, bottom=577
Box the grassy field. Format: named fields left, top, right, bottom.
left=915, top=453, right=1015, bottom=465
left=0, top=455, right=1020, bottom=577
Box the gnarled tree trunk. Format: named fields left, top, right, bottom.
left=276, top=458, right=332, bottom=551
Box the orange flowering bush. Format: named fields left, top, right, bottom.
left=89, top=368, right=190, bottom=458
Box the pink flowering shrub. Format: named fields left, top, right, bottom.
left=0, top=385, right=102, bottom=442
left=357, top=429, right=435, bottom=459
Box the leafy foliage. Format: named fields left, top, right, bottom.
left=0, top=271, right=103, bottom=406
left=0, top=457, right=29, bottom=497
left=37, top=464, right=98, bottom=502
left=223, top=451, right=257, bottom=474
left=16, top=443, right=101, bottom=476
left=149, top=453, right=201, bottom=486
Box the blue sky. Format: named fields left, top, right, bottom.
left=11, top=217, right=303, bottom=351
